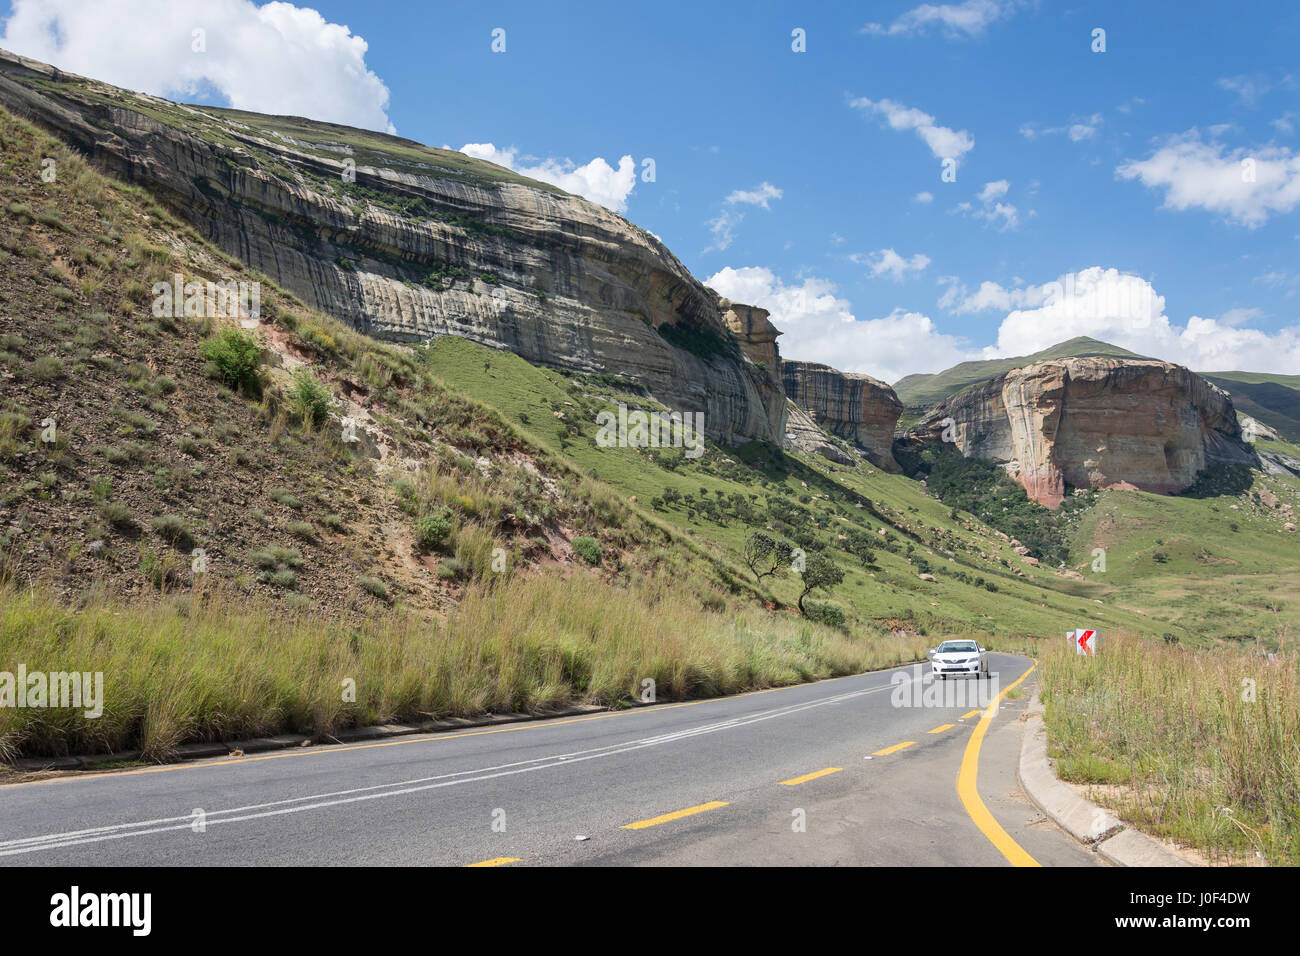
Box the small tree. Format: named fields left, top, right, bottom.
left=796, top=550, right=844, bottom=613
left=744, top=531, right=791, bottom=584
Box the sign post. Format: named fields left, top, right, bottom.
left=1069, top=628, right=1098, bottom=656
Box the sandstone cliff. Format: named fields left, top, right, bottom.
left=781, top=361, right=902, bottom=471
left=910, top=357, right=1255, bottom=507
left=0, top=49, right=784, bottom=445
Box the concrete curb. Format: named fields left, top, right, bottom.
left=7, top=704, right=609, bottom=773
left=1019, top=690, right=1192, bottom=867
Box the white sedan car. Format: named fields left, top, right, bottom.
left=928, top=639, right=989, bottom=679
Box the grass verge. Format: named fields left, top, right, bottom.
left=1040, top=634, right=1298, bottom=865
left=0, top=574, right=929, bottom=761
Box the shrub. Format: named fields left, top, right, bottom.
left=249, top=545, right=303, bottom=570
left=357, top=575, right=390, bottom=600
left=288, top=368, right=333, bottom=426
left=286, top=521, right=316, bottom=541
left=29, top=356, right=63, bottom=381
left=199, top=326, right=262, bottom=393
left=803, top=601, right=847, bottom=632
left=98, top=501, right=134, bottom=529
left=571, top=536, right=602, bottom=565
left=150, top=514, right=194, bottom=550
left=269, top=488, right=302, bottom=510
left=415, top=508, right=453, bottom=552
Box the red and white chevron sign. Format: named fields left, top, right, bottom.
left=1070, top=628, right=1098, bottom=656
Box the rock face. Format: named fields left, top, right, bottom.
left=0, top=49, right=784, bottom=445
left=782, top=400, right=855, bottom=465
left=911, top=357, right=1255, bottom=507
left=781, top=361, right=902, bottom=471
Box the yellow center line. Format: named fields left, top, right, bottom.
left=959, top=710, right=983, bottom=720
left=956, top=660, right=1040, bottom=868
left=779, top=767, right=842, bottom=786
left=621, top=801, right=729, bottom=830
left=465, top=857, right=521, bottom=867
left=927, top=724, right=955, bottom=734
left=872, top=741, right=915, bottom=756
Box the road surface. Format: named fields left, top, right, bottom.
left=0, top=653, right=1099, bottom=866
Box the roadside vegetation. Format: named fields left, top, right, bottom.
left=1040, top=634, right=1299, bottom=865
left=0, top=575, right=929, bottom=761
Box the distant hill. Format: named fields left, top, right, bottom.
left=1203, top=372, right=1300, bottom=442
left=893, top=336, right=1147, bottom=422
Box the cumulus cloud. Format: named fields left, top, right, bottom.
left=705, top=266, right=968, bottom=382
left=854, top=248, right=931, bottom=281
left=710, top=264, right=1300, bottom=379
left=984, top=266, right=1300, bottom=373
left=863, top=0, right=1015, bottom=39
left=459, top=143, right=636, bottom=212
left=914, top=191, right=934, bottom=203
left=0, top=0, right=395, bottom=132
left=1116, top=131, right=1300, bottom=227
left=938, top=278, right=1047, bottom=313
left=849, top=97, right=973, bottom=162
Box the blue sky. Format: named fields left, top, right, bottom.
left=3, top=0, right=1299, bottom=381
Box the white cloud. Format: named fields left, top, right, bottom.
left=709, top=264, right=1300, bottom=380
left=1217, top=74, right=1268, bottom=108
left=1117, top=131, right=1300, bottom=227
left=849, top=97, right=973, bottom=161
left=460, top=144, right=636, bottom=212
left=726, top=182, right=783, bottom=208
left=939, top=278, right=1047, bottom=314
left=854, top=248, right=931, bottom=281
left=953, top=180, right=1021, bottom=230
left=706, top=207, right=743, bottom=252
left=706, top=266, right=968, bottom=382
left=1068, top=119, right=1100, bottom=142
left=1021, top=113, right=1102, bottom=142
left=985, top=266, right=1300, bottom=373
left=702, top=182, right=783, bottom=251
left=863, top=0, right=1014, bottom=39
left=914, top=191, right=934, bottom=203
left=0, top=0, right=395, bottom=132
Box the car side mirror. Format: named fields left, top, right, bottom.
left=978, top=647, right=986, bottom=654
left=927, top=648, right=936, bottom=657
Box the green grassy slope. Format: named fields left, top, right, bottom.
left=420, top=335, right=1300, bottom=648
left=1204, top=372, right=1300, bottom=441
left=893, top=336, right=1146, bottom=419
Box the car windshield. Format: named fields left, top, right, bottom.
left=938, top=641, right=978, bottom=653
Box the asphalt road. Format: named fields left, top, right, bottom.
left=0, top=653, right=1100, bottom=866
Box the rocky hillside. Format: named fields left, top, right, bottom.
left=0, top=48, right=784, bottom=447
left=907, top=357, right=1255, bottom=507
left=781, top=361, right=902, bottom=472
